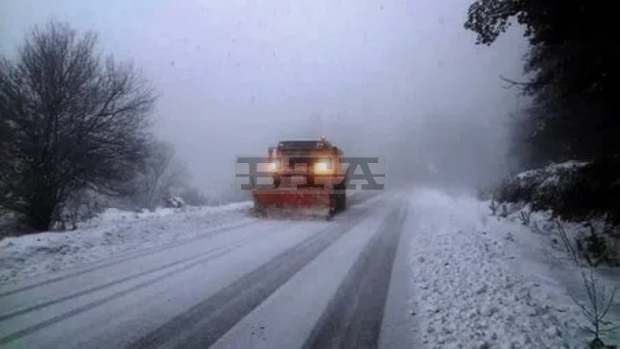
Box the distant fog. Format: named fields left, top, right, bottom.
left=1, top=0, right=529, bottom=198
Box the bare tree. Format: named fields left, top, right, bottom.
left=132, top=141, right=189, bottom=210
left=555, top=220, right=580, bottom=265
left=519, top=208, right=532, bottom=226
left=0, top=21, right=156, bottom=231
left=489, top=197, right=498, bottom=215
left=570, top=268, right=618, bottom=348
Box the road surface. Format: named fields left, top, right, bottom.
left=0, top=193, right=414, bottom=348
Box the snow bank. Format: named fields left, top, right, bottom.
left=406, top=188, right=619, bottom=348
left=515, top=160, right=588, bottom=181
left=497, top=160, right=620, bottom=224
left=0, top=202, right=252, bottom=284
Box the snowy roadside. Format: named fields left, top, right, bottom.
left=407, top=188, right=619, bottom=348
left=0, top=202, right=253, bottom=284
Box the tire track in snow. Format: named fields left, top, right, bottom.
left=0, top=219, right=256, bottom=298
left=0, top=232, right=259, bottom=323
left=303, top=205, right=407, bottom=349
left=0, top=244, right=240, bottom=346
left=128, top=208, right=370, bottom=349
left=0, top=220, right=298, bottom=346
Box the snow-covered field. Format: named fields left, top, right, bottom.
left=407, top=188, right=619, bottom=348
left=0, top=202, right=253, bottom=283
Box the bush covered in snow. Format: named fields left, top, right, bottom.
left=496, top=160, right=620, bottom=224
left=165, top=196, right=185, bottom=208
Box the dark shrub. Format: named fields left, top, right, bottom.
left=496, top=159, right=620, bottom=224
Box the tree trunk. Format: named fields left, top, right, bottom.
left=25, top=189, right=58, bottom=231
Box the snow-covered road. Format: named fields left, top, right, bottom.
left=1, top=188, right=616, bottom=348
left=0, top=193, right=415, bottom=348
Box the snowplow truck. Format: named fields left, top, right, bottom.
left=253, top=138, right=347, bottom=217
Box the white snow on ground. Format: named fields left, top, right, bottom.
left=1, top=188, right=617, bottom=347
left=0, top=202, right=253, bottom=284
left=407, top=188, right=619, bottom=348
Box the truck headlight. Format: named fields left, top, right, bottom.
left=269, top=160, right=280, bottom=171
left=314, top=160, right=332, bottom=173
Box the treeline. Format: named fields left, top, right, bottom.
left=0, top=22, right=206, bottom=232
left=464, top=1, right=620, bottom=225
left=464, top=0, right=618, bottom=168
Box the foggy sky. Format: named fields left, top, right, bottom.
left=1, top=0, right=529, bottom=197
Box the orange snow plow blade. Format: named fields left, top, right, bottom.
left=253, top=187, right=346, bottom=218
left=253, top=189, right=330, bottom=210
